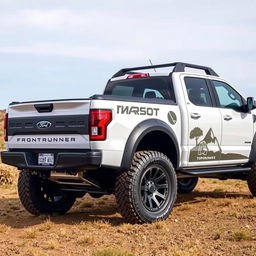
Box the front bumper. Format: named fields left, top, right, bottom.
left=0, top=150, right=102, bottom=171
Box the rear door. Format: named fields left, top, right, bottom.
left=183, top=76, right=222, bottom=167
left=211, top=80, right=253, bottom=164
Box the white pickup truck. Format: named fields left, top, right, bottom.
left=1, top=62, right=256, bottom=224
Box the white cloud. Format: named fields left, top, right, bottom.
left=21, top=9, right=85, bottom=29
left=0, top=43, right=145, bottom=61
left=0, top=5, right=255, bottom=63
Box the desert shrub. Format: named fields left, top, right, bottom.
left=232, top=230, right=254, bottom=241
left=0, top=164, right=15, bottom=185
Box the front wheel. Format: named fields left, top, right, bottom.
left=178, top=177, right=198, bottom=193
left=115, top=151, right=177, bottom=224
left=18, top=170, right=76, bottom=216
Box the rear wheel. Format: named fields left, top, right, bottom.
left=247, top=164, right=256, bottom=196
left=115, top=151, right=177, bottom=224
left=18, top=170, right=76, bottom=215
left=178, top=177, right=198, bottom=193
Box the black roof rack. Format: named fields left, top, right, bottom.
left=112, top=62, right=218, bottom=78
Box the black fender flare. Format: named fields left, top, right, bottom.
left=249, top=132, right=256, bottom=163
left=120, top=119, right=180, bottom=170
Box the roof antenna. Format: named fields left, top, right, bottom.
left=149, top=59, right=156, bottom=72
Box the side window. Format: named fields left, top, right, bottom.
left=143, top=88, right=164, bottom=99
left=212, top=80, right=243, bottom=112
left=184, top=77, right=212, bottom=107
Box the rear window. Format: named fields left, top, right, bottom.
left=104, top=76, right=176, bottom=102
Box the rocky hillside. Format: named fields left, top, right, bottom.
left=0, top=110, right=5, bottom=150
left=0, top=110, right=16, bottom=185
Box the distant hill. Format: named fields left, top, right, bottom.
left=0, top=110, right=5, bottom=150
left=0, top=110, right=4, bottom=120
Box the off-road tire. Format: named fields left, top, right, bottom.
left=18, top=170, right=76, bottom=215
left=178, top=177, right=198, bottom=193
left=115, top=151, right=177, bottom=224
left=247, top=164, right=256, bottom=196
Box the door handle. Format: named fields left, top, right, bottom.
left=224, top=115, right=232, bottom=121
left=190, top=113, right=201, bottom=119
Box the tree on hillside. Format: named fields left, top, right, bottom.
left=190, top=127, right=203, bottom=146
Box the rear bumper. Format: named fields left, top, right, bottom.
left=0, top=150, right=102, bottom=171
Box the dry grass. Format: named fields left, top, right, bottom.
left=98, top=200, right=106, bottom=205
left=213, top=188, right=225, bottom=193
left=119, top=223, right=134, bottom=230
left=171, top=245, right=202, bottom=256
left=0, top=224, right=11, bottom=234
left=78, top=221, right=92, bottom=230
left=92, top=248, right=134, bottom=256
left=177, top=204, right=192, bottom=211
left=44, top=239, right=60, bottom=250
left=77, top=235, right=94, bottom=246
left=57, top=228, right=73, bottom=239
left=231, top=230, right=256, bottom=241
left=78, top=219, right=111, bottom=230
left=229, top=211, right=240, bottom=218
left=216, top=200, right=232, bottom=207
left=38, top=218, right=54, bottom=231
left=0, top=164, right=16, bottom=185
left=152, top=221, right=168, bottom=230
left=80, top=201, right=94, bottom=208
left=26, top=250, right=45, bottom=256
left=23, top=228, right=37, bottom=239
left=93, top=219, right=111, bottom=229
left=16, top=241, right=27, bottom=248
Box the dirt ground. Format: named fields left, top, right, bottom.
left=0, top=112, right=256, bottom=255
left=0, top=166, right=256, bottom=256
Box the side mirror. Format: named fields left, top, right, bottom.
left=247, top=97, right=256, bottom=111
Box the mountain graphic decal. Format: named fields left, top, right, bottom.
left=189, top=128, right=247, bottom=162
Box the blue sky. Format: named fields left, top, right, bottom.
left=0, top=0, right=255, bottom=109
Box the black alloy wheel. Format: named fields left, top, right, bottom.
left=140, top=165, right=169, bottom=211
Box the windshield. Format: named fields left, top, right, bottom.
left=104, top=76, right=176, bottom=102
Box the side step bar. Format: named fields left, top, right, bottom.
left=49, top=172, right=101, bottom=189
left=178, top=166, right=251, bottom=176
left=48, top=172, right=110, bottom=194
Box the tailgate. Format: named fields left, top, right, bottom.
left=7, top=99, right=91, bottom=149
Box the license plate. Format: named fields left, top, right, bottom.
left=38, top=153, right=54, bottom=166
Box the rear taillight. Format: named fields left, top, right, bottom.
left=90, top=110, right=112, bottom=141
left=3, top=113, right=8, bottom=142
left=127, top=73, right=149, bottom=79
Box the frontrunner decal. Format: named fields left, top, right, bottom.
left=16, top=137, right=76, bottom=143
left=117, top=105, right=159, bottom=116
left=189, top=128, right=247, bottom=162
